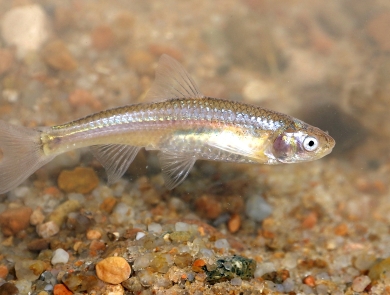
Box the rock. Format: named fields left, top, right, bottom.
left=58, top=167, right=99, bottom=194
left=53, top=284, right=73, bottom=295
left=99, top=197, right=117, bottom=213
left=48, top=199, right=81, bottom=226
left=194, top=194, right=222, bottom=219
left=30, top=207, right=45, bottom=225
left=52, top=248, right=70, bottom=265
left=0, top=206, right=32, bottom=236
left=95, top=257, right=131, bottom=284
left=91, top=25, right=116, bottom=50
left=68, top=89, right=101, bottom=110
left=228, top=213, right=241, bottom=233
left=62, top=271, right=101, bottom=292
left=36, top=221, right=60, bottom=238
left=245, top=194, right=272, bottom=222
left=368, top=257, right=390, bottom=280
left=42, top=40, right=78, bottom=70
left=86, top=229, right=102, bottom=240
left=1, top=5, right=50, bottom=57
left=0, top=264, right=8, bottom=279
left=15, top=260, right=46, bottom=281
left=27, top=238, right=49, bottom=251
left=0, top=49, right=14, bottom=75
left=0, top=282, right=18, bottom=295
left=100, top=284, right=124, bottom=295
left=352, top=275, right=371, bottom=292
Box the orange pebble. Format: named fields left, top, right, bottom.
left=192, top=259, right=206, bottom=272
left=53, top=284, right=73, bottom=295
left=228, top=213, right=241, bottom=233
left=303, top=275, right=316, bottom=287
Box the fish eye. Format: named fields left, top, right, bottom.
left=303, top=136, right=318, bottom=152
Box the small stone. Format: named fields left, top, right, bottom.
left=1, top=4, right=50, bottom=57
left=91, top=25, right=116, bottom=50
left=0, top=49, right=14, bottom=75
left=215, top=238, right=230, bottom=249
left=334, top=223, right=348, bottom=236
left=30, top=207, right=45, bottom=225
left=100, top=284, right=124, bottom=295
left=42, top=40, right=78, bottom=71
left=228, top=213, right=241, bottom=233
left=169, top=231, right=192, bottom=243
left=354, top=253, right=376, bottom=271
left=0, top=282, right=18, bottom=295
left=86, top=229, right=102, bottom=240
left=27, top=238, right=49, bottom=251
left=192, top=259, right=206, bottom=272
left=122, top=276, right=143, bottom=293
left=352, top=275, right=371, bottom=292
left=148, top=223, right=162, bottom=233
left=194, top=194, right=222, bottom=219
left=0, top=206, right=32, bottom=236
left=100, top=197, right=117, bottom=213
left=15, top=260, right=46, bottom=281
left=58, top=167, right=99, bottom=194
left=96, top=257, right=131, bottom=284
left=37, top=221, right=60, bottom=238
left=174, top=253, right=193, bottom=268
left=254, top=262, right=276, bottom=278
left=303, top=275, right=316, bottom=287
left=48, top=199, right=81, bottom=227
left=89, top=240, right=106, bottom=256
left=368, top=257, right=390, bottom=280
left=245, top=194, right=272, bottom=222
left=68, top=89, right=102, bottom=110
left=0, top=264, right=8, bottom=279
left=52, top=248, right=69, bottom=265
left=53, top=284, right=72, bottom=295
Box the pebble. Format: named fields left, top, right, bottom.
left=0, top=206, right=32, bottom=236
left=1, top=4, right=50, bottom=57
left=354, top=253, right=376, bottom=271
left=254, top=262, right=276, bottom=278
left=58, top=167, right=99, bottom=194
left=0, top=282, right=18, bottom=295
left=0, top=49, right=14, bottom=75
left=100, top=284, right=124, bottom=295
left=42, top=40, right=78, bottom=71
left=194, top=194, right=222, bottom=219
left=52, top=248, right=70, bottom=265
left=27, top=238, right=49, bottom=251
left=30, top=207, right=45, bottom=225
left=303, top=275, right=316, bottom=287
left=368, top=257, right=390, bottom=280
left=15, top=260, right=46, bottom=281
left=37, top=221, right=60, bottom=238
left=96, top=257, right=132, bottom=284
left=148, top=223, right=162, bottom=233
left=0, top=264, right=8, bottom=279
left=99, top=197, right=117, bottom=213
left=48, top=200, right=81, bottom=226
left=86, top=229, right=102, bottom=240
left=228, top=213, right=241, bottom=233
left=91, top=25, right=116, bottom=50
left=245, top=195, right=272, bottom=222
left=53, top=284, right=72, bottom=295
left=215, top=238, right=230, bottom=249
left=352, top=275, right=371, bottom=292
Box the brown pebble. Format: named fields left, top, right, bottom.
left=334, top=223, right=348, bottom=236
left=0, top=282, right=18, bottom=295
left=301, top=211, right=318, bottom=229
left=58, top=167, right=99, bottom=194
left=303, top=275, right=316, bottom=287
left=42, top=40, right=78, bottom=70
left=96, top=256, right=131, bottom=284
left=0, top=49, right=14, bottom=75
left=100, top=197, right=117, bottom=213
left=368, top=257, right=390, bottom=280
left=68, top=89, right=102, bottom=110
left=48, top=199, right=81, bottom=227
left=0, top=206, right=32, bottom=236
left=194, top=194, right=222, bottom=219
left=91, top=25, right=116, bottom=50
left=53, top=283, right=73, bottom=295
left=27, top=238, right=49, bottom=251
left=192, top=259, right=206, bottom=272
left=86, top=229, right=102, bottom=240
left=367, top=12, right=390, bottom=51
left=89, top=240, right=106, bottom=257
left=228, top=213, right=241, bottom=233
left=0, top=264, right=8, bottom=279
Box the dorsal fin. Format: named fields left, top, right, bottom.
left=143, top=54, right=204, bottom=102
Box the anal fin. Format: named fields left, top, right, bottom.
left=158, top=151, right=196, bottom=190
left=91, top=144, right=141, bottom=184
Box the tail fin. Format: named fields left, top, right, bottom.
left=0, top=120, right=55, bottom=194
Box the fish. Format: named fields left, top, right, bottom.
left=0, top=55, right=335, bottom=194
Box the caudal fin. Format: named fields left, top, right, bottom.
left=0, top=120, right=54, bottom=194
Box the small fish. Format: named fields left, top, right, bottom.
left=0, top=55, right=335, bottom=194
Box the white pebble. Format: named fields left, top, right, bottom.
left=136, top=232, right=146, bottom=240
left=175, top=222, right=190, bottom=232
left=352, top=275, right=371, bottom=292
left=1, top=4, right=50, bottom=57
left=245, top=195, right=272, bottom=222
left=36, top=221, right=59, bottom=238
left=51, top=248, right=69, bottom=265
left=282, top=278, right=295, bottom=292
left=230, top=277, right=242, bottom=286
left=148, top=223, right=162, bottom=233
left=254, top=262, right=276, bottom=278
left=214, top=238, right=230, bottom=249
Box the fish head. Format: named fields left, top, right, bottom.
left=270, top=122, right=335, bottom=164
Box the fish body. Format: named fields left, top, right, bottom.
left=0, top=55, right=335, bottom=194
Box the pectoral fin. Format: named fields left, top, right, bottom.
left=158, top=151, right=196, bottom=190
left=91, top=144, right=141, bottom=184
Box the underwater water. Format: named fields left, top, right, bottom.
left=0, top=0, right=389, bottom=294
